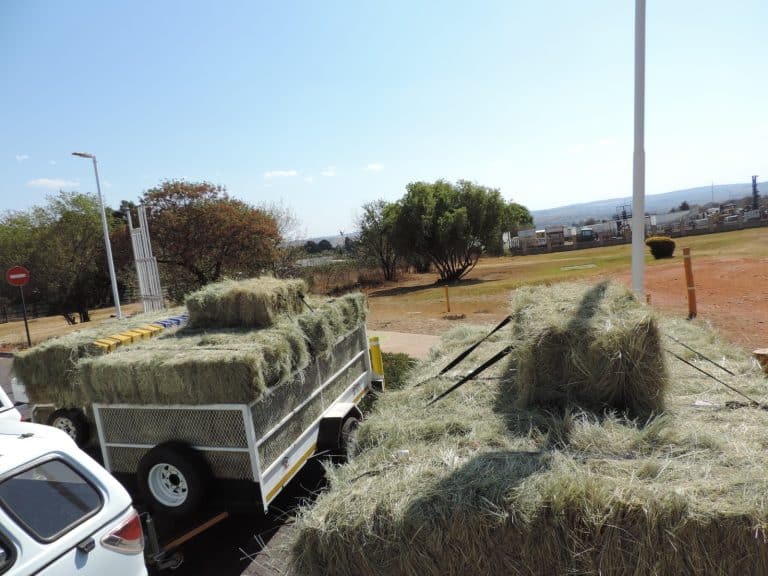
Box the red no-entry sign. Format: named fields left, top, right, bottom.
left=6, top=266, right=30, bottom=287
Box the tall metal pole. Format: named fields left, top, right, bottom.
left=74, top=152, right=123, bottom=319
left=631, top=0, right=646, bottom=296
left=92, top=157, right=122, bottom=319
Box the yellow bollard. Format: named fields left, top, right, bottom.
left=369, top=336, right=385, bottom=390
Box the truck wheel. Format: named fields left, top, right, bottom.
left=47, top=408, right=90, bottom=447
left=339, top=416, right=361, bottom=461
left=137, top=442, right=210, bottom=517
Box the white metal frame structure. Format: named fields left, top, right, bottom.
left=127, top=205, right=164, bottom=312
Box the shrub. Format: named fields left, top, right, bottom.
left=382, top=352, right=417, bottom=390
left=645, top=236, right=676, bottom=259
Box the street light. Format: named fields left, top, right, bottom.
left=72, top=152, right=122, bottom=319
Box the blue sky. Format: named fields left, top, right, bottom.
left=2, top=1, right=766, bottom=237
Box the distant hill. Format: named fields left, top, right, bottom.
left=531, top=182, right=763, bottom=227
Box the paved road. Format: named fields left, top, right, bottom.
left=368, top=330, right=440, bottom=360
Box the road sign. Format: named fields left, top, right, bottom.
left=6, top=266, right=30, bottom=287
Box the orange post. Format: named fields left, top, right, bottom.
left=683, top=247, right=697, bottom=319
left=444, top=285, right=451, bottom=313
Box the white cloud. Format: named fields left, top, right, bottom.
left=49, top=160, right=57, bottom=165
left=27, top=178, right=80, bottom=190
left=364, top=163, right=384, bottom=172
left=264, top=170, right=297, bottom=180
left=569, top=143, right=586, bottom=154
left=103, top=180, right=113, bottom=188
left=598, top=137, right=616, bottom=146
left=304, top=176, right=314, bottom=183
left=15, top=154, right=29, bottom=163
left=320, top=166, right=336, bottom=177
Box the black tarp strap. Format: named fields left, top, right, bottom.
left=665, top=334, right=735, bottom=376
left=416, top=315, right=512, bottom=387
left=426, top=346, right=515, bottom=407
left=665, top=349, right=758, bottom=405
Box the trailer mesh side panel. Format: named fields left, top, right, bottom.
left=108, top=446, right=253, bottom=479
left=256, top=326, right=369, bottom=469
left=250, top=362, right=321, bottom=439
left=258, top=393, right=325, bottom=468
left=322, top=355, right=368, bottom=409
left=100, top=407, right=249, bottom=448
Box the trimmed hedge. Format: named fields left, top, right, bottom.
left=645, top=236, right=676, bottom=259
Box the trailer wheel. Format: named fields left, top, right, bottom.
left=339, top=416, right=361, bottom=461
left=137, top=442, right=210, bottom=517
left=47, top=408, right=90, bottom=447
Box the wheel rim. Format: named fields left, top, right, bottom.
left=148, top=463, right=189, bottom=507
left=52, top=417, right=77, bottom=440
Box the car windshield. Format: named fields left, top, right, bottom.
left=0, top=459, right=102, bottom=541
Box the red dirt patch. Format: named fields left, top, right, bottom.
left=612, top=256, right=768, bottom=351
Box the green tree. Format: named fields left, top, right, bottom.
left=141, top=180, right=281, bottom=301
left=503, top=201, right=533, bottom=241
left=357, top=200, right=400, bottom=281
left=393, top=180, right=508, bottom=282
left=0, top=191, right=119, bottom=322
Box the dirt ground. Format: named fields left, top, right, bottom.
left=366, top=255, right=768, bottom=353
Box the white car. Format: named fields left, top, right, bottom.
left=0, top=420, right=147, bottom=575
left=0, top=387, right=21, bottom=422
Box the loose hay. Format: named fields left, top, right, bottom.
left=185, top=277, right=307, bottom=329
left=511, top=280, right=667, bottom=418
left=12, top=307, right=185, bottom=406
left=288, top=281, right=768, bottom=576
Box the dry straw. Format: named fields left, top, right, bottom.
left=511, top=280, right=667, bottom=419
left=78, top=292, right=367, bottom=405
left=12, top=307, right=185, bottom=406
left=288, top=281, right=768, bottom=576
left=185, top=277, right=307, bottom=329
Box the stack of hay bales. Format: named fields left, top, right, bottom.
left=13, top=277, right=367, bottom=412
left=78, top=281, right=366, bottom=406
left=12, top=307, right=186, bottom=406
left=288, top=281, right=768, bottom=576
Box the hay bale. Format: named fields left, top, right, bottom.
left=511, top=281, right=667, bottom=418
left=185, top=277, right=307, bottom=329
left=78, top=292, right=367, bottom=405
left=288, top=282, right=768, bottom=576
left=298, top=293, right=367, bottom=355
left=12, top=307, right=185, bottom=406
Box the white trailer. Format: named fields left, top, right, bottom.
left=90, top=323, right=378, bottom=517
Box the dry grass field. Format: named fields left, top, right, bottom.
left=0, top=303, right=144, bottom=350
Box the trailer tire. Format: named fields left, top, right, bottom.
left=47, top=408, right=90, bottom=447
left=137, top=442, right=210, bottom=517
left=339, top=416, right=361, bottom=461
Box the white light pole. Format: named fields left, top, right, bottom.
left=631, top=0, right=646, bottom=297
left=72, top=152, right=122, bottom=319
